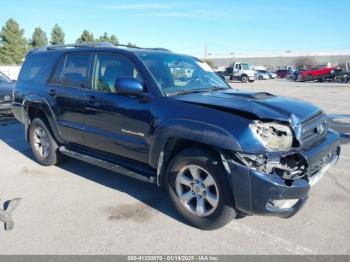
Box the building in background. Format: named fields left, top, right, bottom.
left=207, top=50, right=350, bottom=70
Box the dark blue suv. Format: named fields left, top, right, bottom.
left=12, top=43, right=341, bottom=229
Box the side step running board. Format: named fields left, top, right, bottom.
left=59, top=146, right=157, bottom=184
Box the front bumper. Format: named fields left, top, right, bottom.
left=226, top=130, right=341, bottom=218
left=248, top=76, right=255, bottom=81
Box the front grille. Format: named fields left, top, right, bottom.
left=304, top=149, right=338, bottom=178
left=300, top=112, right=328, bottom=146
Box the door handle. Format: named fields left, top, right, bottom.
left=48, top=89, right=56, bottom=96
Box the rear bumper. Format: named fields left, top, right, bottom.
left=227, top=130, right=341, bottom=218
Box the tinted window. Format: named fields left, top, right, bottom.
left=51, top=53, right=91, bottom=88
left=19, top=52, right=58, bottom=83
left=93, top=53, right=143, bottom=93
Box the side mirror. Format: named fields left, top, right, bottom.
left=115, top=77, right=143, bottom=96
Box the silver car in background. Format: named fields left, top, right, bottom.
left=255, top=70, right=270, bottom=80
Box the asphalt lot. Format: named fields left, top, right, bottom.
left=0, top=79, right=349, bottom=254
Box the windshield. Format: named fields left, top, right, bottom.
left=0, top=72, right=11, bottom=84
left=136, top=52, right=229, bottom=95
left=241, top=63, right=250, bottom=70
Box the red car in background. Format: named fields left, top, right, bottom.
left=297, top=66, right=341, bottom=82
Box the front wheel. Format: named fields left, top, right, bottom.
left=241, top=75, right=248, bottom=83
left=29, top=118, right=63, bottom=166
left=166, top=148, right=237, bottom=230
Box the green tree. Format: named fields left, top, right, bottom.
left=0, top=18, right=28, bottom=64
left=127, top=42, right=137, bottom=48
left=110, top=35, right=118, bottom=45
left=50, top=24, right=65, bottom=45
left=76, top=30, right=94, bottom=43
left=97, top=32, right=119, bottom=45
left=30, top=27, right=48, bottom=48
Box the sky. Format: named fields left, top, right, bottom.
left=1, top=0, right=349, bottom=56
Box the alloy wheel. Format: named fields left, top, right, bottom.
left=32, top=126, right=50, bottom=158
left=175, top=165, right=219, bottom=217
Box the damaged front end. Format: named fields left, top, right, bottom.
left=225, top=115, right=341, bottom=218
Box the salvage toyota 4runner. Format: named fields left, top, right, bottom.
left=12, top=43, right=341, bottom=230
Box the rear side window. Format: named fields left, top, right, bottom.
left=51, top=53, right=91, bottom=88
left=19, top=52, right=58, bottom=83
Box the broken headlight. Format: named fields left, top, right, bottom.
left=250, top=122, right=293, bottom=151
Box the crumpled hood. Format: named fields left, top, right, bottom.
left=173, top=89, right=321, bottom=124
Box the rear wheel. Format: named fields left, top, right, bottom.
left=166, top=148, right=236, bottom=230
left=29, top=118, right=63, bottom=166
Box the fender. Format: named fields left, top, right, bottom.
left=149, top=118, right=242, bottom=185
left=22, top=94, right=65, bottom=144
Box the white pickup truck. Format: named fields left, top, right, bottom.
left=218, top=62, right=256, bottom=83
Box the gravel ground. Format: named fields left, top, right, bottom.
left=0, top=79, right=349, bottom=255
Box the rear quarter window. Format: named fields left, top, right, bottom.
left=18, top=52, right=59, bottom=84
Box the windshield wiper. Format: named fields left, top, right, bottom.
left=167, top=86, right=228, bottom=96
left=209, top=86, right=229, bottom=91
left=167, top=88, right=211, bottom=96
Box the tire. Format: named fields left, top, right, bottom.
left=29, top=118, right=63, bottom=166
left=241, top=75, right=248, bottom=83
left=165, top=148, right=236, bottom=230
left=258, top=76, right=263, bottom=80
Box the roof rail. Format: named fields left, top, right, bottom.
left=37, top=42, right=116, bottom=51
left=113, top=44, right=172, bottom=52
left=33, top=42, right=172, bottom=53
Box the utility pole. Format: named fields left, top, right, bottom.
left=204, top=44, right=207, bottom=60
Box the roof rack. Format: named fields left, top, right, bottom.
left=37, top=42, right=116, bottom=51
left=34, top=42, right=172, bottom=53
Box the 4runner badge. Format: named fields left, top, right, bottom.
left=121, top=128, right=145, bottom=137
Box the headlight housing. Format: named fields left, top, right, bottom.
left=250, top=122, right=293, bottom=151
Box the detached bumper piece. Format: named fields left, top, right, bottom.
left=228, top=130, right=341, bottom=218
